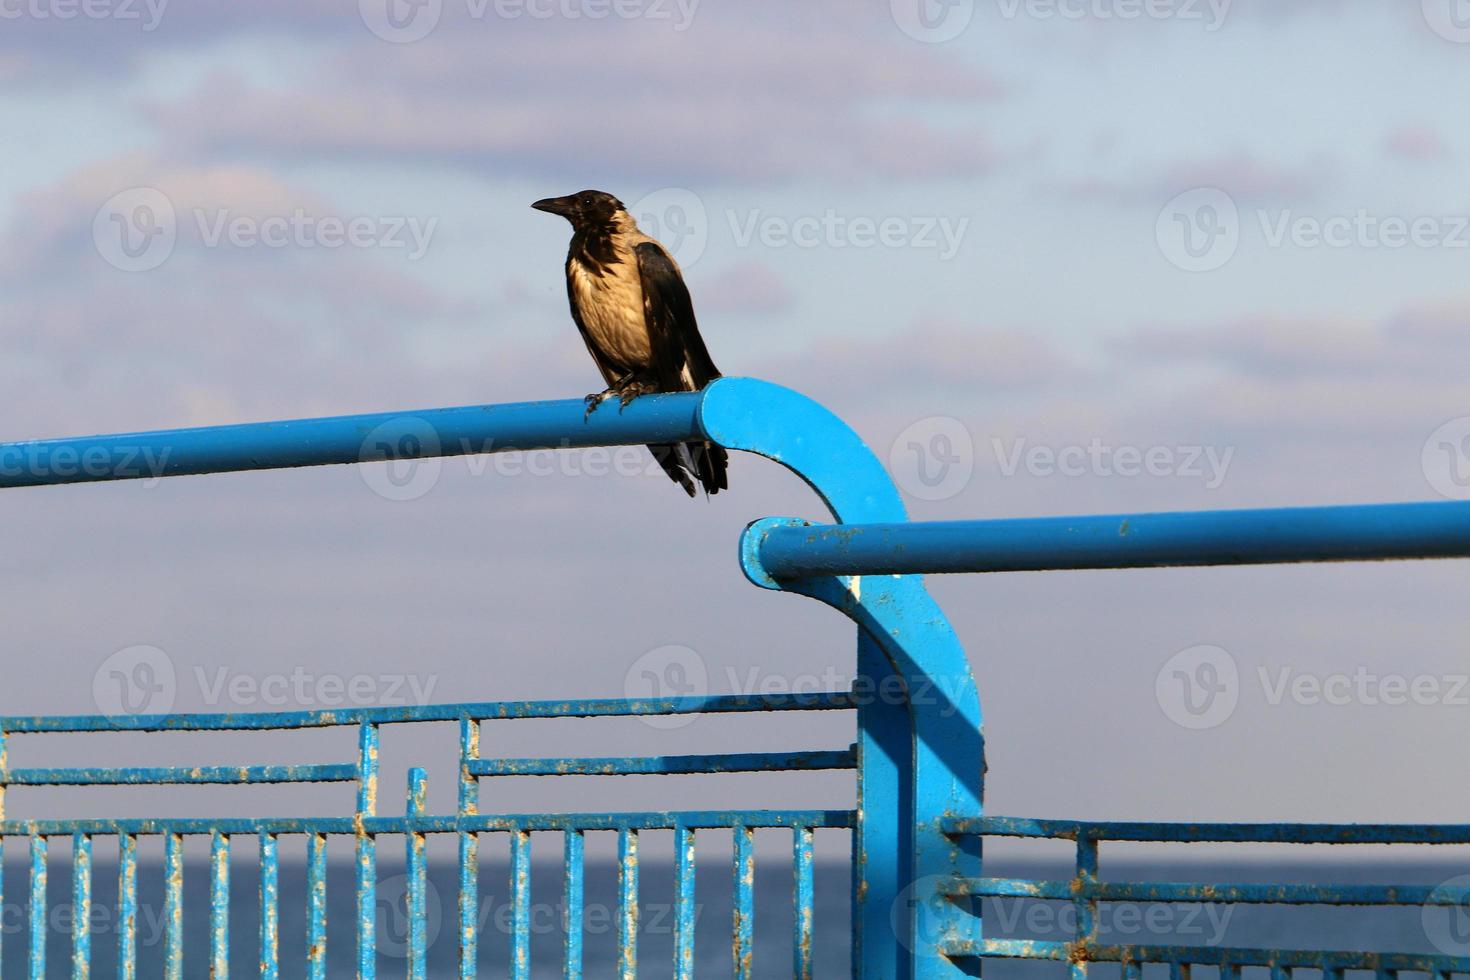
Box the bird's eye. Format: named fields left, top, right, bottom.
left=581, top=197, right=593, bottom=207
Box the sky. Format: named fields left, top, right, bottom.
left=1, top=0, right=1469, bottom=848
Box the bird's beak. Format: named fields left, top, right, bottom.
left=531, top=196, right=577, bottom=218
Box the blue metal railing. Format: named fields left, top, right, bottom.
left=2, top=377, right=1467, bottom=978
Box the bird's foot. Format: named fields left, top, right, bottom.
left=584, top=390, right=613, bottom=419
left=615, top=381, right=656, bottom=411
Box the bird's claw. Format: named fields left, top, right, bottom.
left=583, top=391, right=611, bottom=419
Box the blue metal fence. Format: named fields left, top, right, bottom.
left=2, top=377, right=1467, bottom=978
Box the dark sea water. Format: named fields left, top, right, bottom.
left=3, top=857, right=1468, bottom=977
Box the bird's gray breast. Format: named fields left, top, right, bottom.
left=568, top=254, right=652, bottom=372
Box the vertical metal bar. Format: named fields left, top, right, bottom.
left=259, top=834, right=279, bottom=980
left=162, top=833, right=183, bottom=980
left=71, top=833, right=92, bottom=980
left=28, top=835, right=46, bottom=980
left=510, top=830, right=532, bottom=980
left=306, top=833, right=328, bottom=980
left=210, top=832, right=230, bottom=979
left=117, top=833, right=138, bottom=980
left=852, top=643, right=910, bottom=979
left=458, top=717, right=480, bottom=980
left=1222, top=965, right=1241, bottom=980
left=1170, top=962, right=1187, bottom=980
left=563, top=830, right=584, bottom=980
left=1269, top=966, right=1287, bottom=980
left=1123, top=962, right=1143, bottom=980
left=0, top=728, right=6, bottom=980
left=793, top=827, right=814, bottom=980
left=732, top=825, right=754, bottom=980
left=673, top=825, right=695, bottom=980
left=616, top=829, right=638, bottom=979
left=405, top=768, right=428, bottom=980
left=1072, top=836, right=1099, bottom=980
left=355, top=722, right=379, bottom=980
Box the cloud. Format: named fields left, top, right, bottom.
left=145, top=23, right=999, bottom=185
left=1383, top=124, right=1449, bottom=163
left=1059, top=151, right=1327, bottom=206
left=694, top=261, right=795, bottom=316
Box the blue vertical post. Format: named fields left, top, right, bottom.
left=458, top=717, right=480, bottom=980
left=259, top=833, right=279, bottom=980
left=405, top=768, right=428, bottom=980
left=27, top=835, right=46, bottom=980
left=733, top=826, right=755, bottom=979
left=793, top=827, right=814, bottom=980
left=71, top=833, right=92, bottom=980
left=210, top=832, right=230, bottom=979
left=356, top=722, right=380, bottom=980
left=563, top=830, right=585, bottom=980
left=617, top=829, right=638, bottom=979
left=1073, top=837, right=1098, bottom=980
left=117, top=834, right=138, bottom=980
left=306, top=833, right=328, bottom=980
left=163, top=833, right=184, bottom=980
left=510, top=830, right=531, bottom=980
left=673, top=825, right=695, bottom=980
left=0, top=729, right=5, bottom=978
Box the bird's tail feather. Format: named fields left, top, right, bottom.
left=648, top=442, right=727, bottom=497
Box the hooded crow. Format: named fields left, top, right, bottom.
left=532, top=189, right=728, bottom=497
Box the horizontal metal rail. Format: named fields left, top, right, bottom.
left=469, top=748, right=856, bottom=777
left=0, top=391, right=708, bottom=489
left=754, top=501, right=1470, bottom=577
left=944, top=815, right=1470, bottom=844
left=953, top=876, right=1470, bottom=906
left=0, top=809, right=856, bottom=837
left=0, top=691, right=854, bottom=733
left=950, top=939, right=1470, bottom=972
left=0, top=764, right=356, bottom=785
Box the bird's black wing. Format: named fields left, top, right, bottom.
left=635, top=242, right=728, bottom=495
left=635, top=242, right=721, bottom=390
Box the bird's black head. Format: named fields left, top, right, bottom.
left=531, top=190, right=626, bottom=229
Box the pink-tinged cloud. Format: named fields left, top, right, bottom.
left=694, top=262, right=795, bottom=316
left=1060, top=151, right=1326, bottom=205
left=1383, top=125, right=1449, bottom=162
left=146, top=23, right=999, bottom=185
